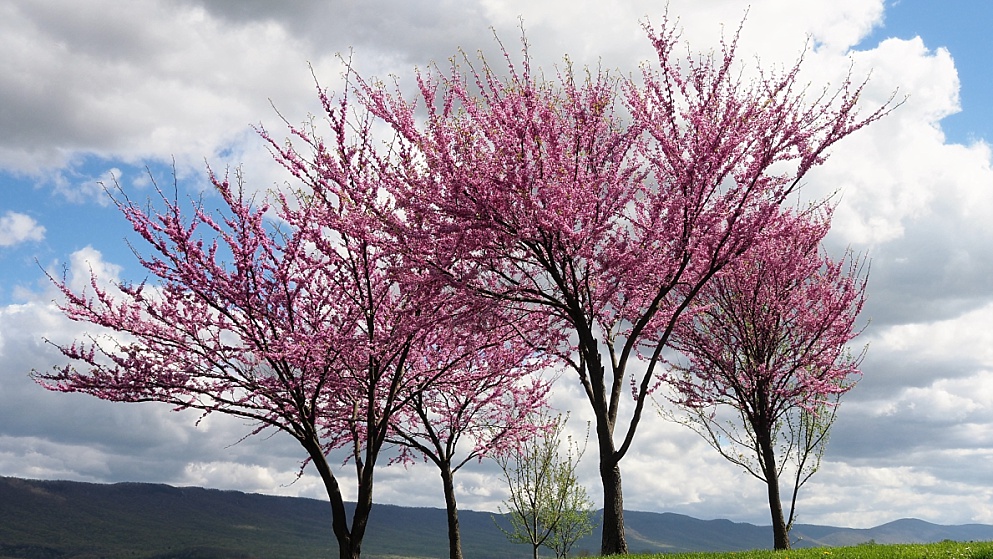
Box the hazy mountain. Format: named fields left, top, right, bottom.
left=2, top=476, right=991, bottom=559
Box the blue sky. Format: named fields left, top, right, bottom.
left=860, top=0, right=993, bottom=144
left=1, top=0, right=992, bottom=531
left=1, top=160, right=166, bottom=302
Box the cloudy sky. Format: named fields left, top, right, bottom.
left=1, top=0, right=992, bottom=533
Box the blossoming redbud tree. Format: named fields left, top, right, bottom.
left=667, top=207, right=868, bottom=550
left=36, top=87, right=546, bottom=559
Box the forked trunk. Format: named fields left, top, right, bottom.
left=585, top=345, right=629, bottom=556
left=348, top=459, right=378, bottom=559
left=306, top=442, right=359, bottom=559
left=305, top=436, right=368, bottom=559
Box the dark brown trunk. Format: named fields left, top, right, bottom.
left=347, top=460, right=377, bottom=559
left=439, top=462, right=464, bottom=559
left=758, top=431, right=790, bottom=550
left=305, top=437, right=360, bottom=559
left=599, top=456, right=627, bottom=555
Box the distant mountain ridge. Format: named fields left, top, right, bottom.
left=2, top=476, right=991, bottom=559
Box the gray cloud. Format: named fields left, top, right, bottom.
left=180, top=0, right=498, bottom=66
left=857, top=210, right=993, bottom=328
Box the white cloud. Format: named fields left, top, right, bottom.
left=0, top=0, right=338, bottom=176
left=0, top=211, right=45, bottom=246
left=55, top=245, right=123, bottom=295
left=809, top=37, right=978, bottom=247
left=802, top=455, right=993, bottom=527
left=872, top=303, right=993, bottom=367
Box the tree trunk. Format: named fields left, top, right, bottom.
left=764, top=469, right=790, bottom=549
left=580, top=338, right=630, bottom=557
left=348, top=460, right=377, bottom=559
left=599, top=458, right=628, bottom=555
left=758, top=432, right=790, bottom=550
left=439, top=462, right=464, bottom=559
left=304, top=438, right=360, bottom=559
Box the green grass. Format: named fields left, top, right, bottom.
left=623, top=541, right=993, bottom=559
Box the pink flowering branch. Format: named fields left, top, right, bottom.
left=34, top=127, right=517, bottom=559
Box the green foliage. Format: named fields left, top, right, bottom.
left=495, top=413, right=598, bottom=559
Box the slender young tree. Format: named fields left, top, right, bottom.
left=495, top=413, right=595, bottom=559
left=541, top=430, right=597, bottom=559
left=666, top=208, right=868, bottom=550
left=352, top=18, right=890, bottom=554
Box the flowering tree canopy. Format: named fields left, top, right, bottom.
left=667, top=206, right=868, bottom=550
left=34, top=14, right=891, bottom=557
left=34, top=174, right=425, bottom=559
left=349, top=19, right=890, bottom=554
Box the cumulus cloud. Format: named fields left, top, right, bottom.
left=811, top=38, right=969, bottom=244
left=0, top=211, right=45, bottom=247
left=0, top=0, right=336, bottom=176
left=62, top=245, right=123, bottom=293
left=801, top=457, right=993, bottom=527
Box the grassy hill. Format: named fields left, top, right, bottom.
left=2, top=477, right=991, bottom=559
left=630, top=540, right=993, bottom=559
left=0, top=476, right=523, bottom=559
